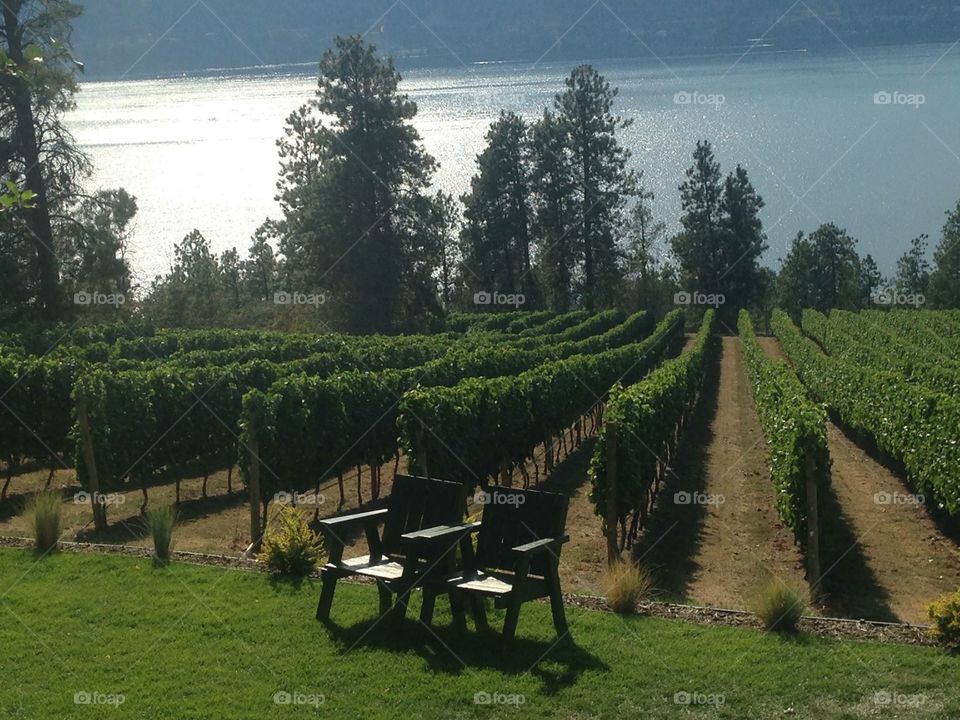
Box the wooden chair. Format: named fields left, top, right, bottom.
left=413, top=486, right=570, bottom=642
left=315, top=474, right=467, bottom=622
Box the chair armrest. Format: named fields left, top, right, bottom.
left=512, top=535, right=569, bottom=556
left=400, top=521, right=481, bottom=548
left=318, top=508, right=388, bottom=530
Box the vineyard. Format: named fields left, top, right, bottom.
left=1, top=308, right=959, bottom=627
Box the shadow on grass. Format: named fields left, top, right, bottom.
left=631, top=344, right=720, bottom=601
left=319, top=609, right=607, bottom=693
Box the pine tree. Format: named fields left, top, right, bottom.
left=530, top=109, right=578, bottom=312
left=555, top=65, right=636, bottom=310
left=460, top=112, right=534, bottom=302
left=928, top=200, right=960, bottom=308
left=672, top=141, right=725, bottom=293
left=274, top=35, right=439, bottom=332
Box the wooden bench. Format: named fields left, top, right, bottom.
left=315, top=474, right=467, bottom=622
left=414, top=486, right=570, bottom=642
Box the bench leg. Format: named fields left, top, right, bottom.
left=470, top=594, right=489, bottom=631
left=450, top=590, right=467, bottom=630
left=502, top=595, right=522, bottom=643
left=420, top=587, right=438, bottom=626
left=377, top=582, right=393, bottom=616
left=316, top=574, right=338, bottom=621
left=547, top=562, right=568, bottom=636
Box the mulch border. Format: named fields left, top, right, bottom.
left=0, top=535, right=940, bottom=647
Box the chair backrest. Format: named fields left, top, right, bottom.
left=474, top=486, right=569, bottom=575
left=381, top=474, right=467, bottom=557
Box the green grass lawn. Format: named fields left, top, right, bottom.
left=0, top=549, right=956, bottom=719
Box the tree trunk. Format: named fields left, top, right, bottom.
left=2, top=1, right=61, bottom=318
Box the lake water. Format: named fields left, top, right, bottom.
left=68, top=44, right=960, bottom=283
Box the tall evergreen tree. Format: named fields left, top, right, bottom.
left=672, top=141, right=725, bottom=293
left=274, top=35, right=439, bottom=332
left=893, top=234, right=931, bottom=297
left=530, top=109, right=578, bottom=312
left=718, top=164, right=767, bottom=318
left=777, top=223, right=864, bottom=315
left=555, top=65, right=636, bottom=310
left=460, top=112, right=534, bottom=302
left=1, top=0, right=89, bottom=318
left=929, top=200, right=960, bottom=308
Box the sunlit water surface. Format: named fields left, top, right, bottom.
left=69, top=45, right=960, bottom=282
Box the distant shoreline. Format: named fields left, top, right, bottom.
left=77, top=40, right=953, bottom=84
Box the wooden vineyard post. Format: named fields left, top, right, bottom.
left=804, top=453, right=821, bottom=592
left=416, top=422, right=429, bottom=478
left=76, top=393, right=107, bottom=533
left=605, top=421, right=619, bottom=566
left=246, top=417, right=263, bottom=553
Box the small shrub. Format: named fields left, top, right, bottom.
left=928, top=589, right=960, bottom=651
left=26, top=491, right=62, bottom=554
left=752, top=579, right=807, bottom=632
left=602, top=561, right=653, bottom=614
left=259, top=506, right=325, bottom=578
left=147, top=506, right=177, bottom=565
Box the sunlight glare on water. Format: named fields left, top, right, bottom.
left=69, top=45, right=960, bottom=282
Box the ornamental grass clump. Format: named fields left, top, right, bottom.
left=752, top=578, right=807, bottom=633
left=147, top=506, right=177, bottom=565
left=27, top=491, right=62, bottom=554
left=602, top=561, right=653, bottom=614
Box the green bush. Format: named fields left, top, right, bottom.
left=147, top=506, right=177, bottom=565
left=26, top=491, right=62, bottom=554
left=928, top=589, right=960, bottom=651
left=602, top=561, right=653, bottom=614
left=259, top=506, right=325, bottom=578
left=752, top=579, right=807, bottom=633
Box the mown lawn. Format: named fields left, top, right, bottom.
left=0, top=549, right=956, bottom=719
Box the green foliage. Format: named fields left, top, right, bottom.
left=928, top=588, right=960, bottom=650
left=738, top=310, right=830, bottom=543
left=400, top=310, right=684, bottom=486
left=26, top=491, right=63, bottom=553
left=929, top=200, right=960, bottom=309
left=776, top=224, right=876, bottom=317
left=802, top=308, right=960, bottom=396
left=772, top=309, right=960, bottom=515
left=146, top=506, right=176, bottom=564
left=671, top=142, right=768, bottom=323
left=752, top=578, right=807, bottom=633
left=589, top=311, right=716, bottom=550
left=258, top=506, right=325, bottom=578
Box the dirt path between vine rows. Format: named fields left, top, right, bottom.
left=636, top=336, right=808, bottom=610
left=757, top=335, right=960, bottom=624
